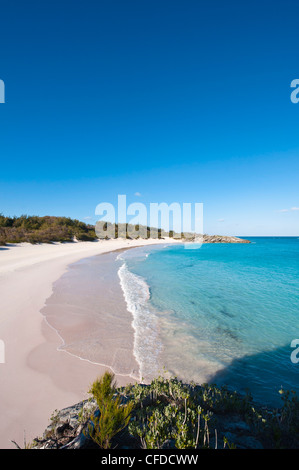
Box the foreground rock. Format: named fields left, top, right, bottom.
left=29, top=398, right=139, bottom=450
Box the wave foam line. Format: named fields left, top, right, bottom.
left=118, top=262, right=162, bottom=382
left=41, top=314, right=140, bottom=382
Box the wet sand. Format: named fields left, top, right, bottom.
left=41, top=252, right=140, bottom=381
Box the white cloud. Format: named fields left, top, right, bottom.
left=277, top=207, right=299, bottom=213
left=83, top=216, right=93, bottom=220
left=134, top=192, right=142, bottom=197
left=217, top=218, right=225, bottom=222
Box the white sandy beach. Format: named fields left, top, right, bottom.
left=0, top=237, right=179, bottom=449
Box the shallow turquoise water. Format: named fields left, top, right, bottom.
left=119, top=238, right=299, bottom=406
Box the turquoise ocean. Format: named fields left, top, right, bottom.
left=117, top=238, right=299, bottom=406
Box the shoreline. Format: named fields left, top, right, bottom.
left=41, top=250, right=142, bottom=384
left=117, top=255, right=164, bottom=382
left=0, top=238, right=180, bottom=448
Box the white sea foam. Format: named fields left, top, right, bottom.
left=118, top=262, right=162, bottom=382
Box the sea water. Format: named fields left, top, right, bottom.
left=118, top=238, right=299, bottom=406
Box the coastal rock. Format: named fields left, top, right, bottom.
left=222, top=432, right=263, bottom=449
left=161, top=439, right=176, bottom=449
left=236, top=435, right=264, bottom=449
left=60, top=431, right=90, bottom=449
left=32, top=400, right=97, bottom=449
left=202, top=235, right=250, bottom=244
left=220, top=414, right=252, bottom=433
left=55, top=421, right=73, bottom=438
left=183, top=234, right=250, bottom=243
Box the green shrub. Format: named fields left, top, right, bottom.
left=87, top=372, right=134, bottom=449
left=0, top=214, right=98, bottom=244
left=127, top=375, right=215, bottom=449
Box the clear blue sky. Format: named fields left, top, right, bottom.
left=0, top=0, right=299, bottom=235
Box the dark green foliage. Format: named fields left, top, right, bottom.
left=30, top=374, right=299, bottom=449
left=278, top=388, right=299, bottom=434
left=195, top=382, right=253, bottom=415
left=87, top=372, right=134, bottom=449
left=0, top=213, right=182, bottom=246
left=122, top=376, right=299, bottom=449
left=96, top=222, right=167, bottom=240
left=126, top=376, right=217, bottom=449
left=89, top=371, right=117, bottom=405
left=0, top=214, right=97, bottom=245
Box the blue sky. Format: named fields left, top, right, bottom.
left=0, top=0, right=299, bottom=235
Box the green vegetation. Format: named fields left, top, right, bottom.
left=122, top=377, right=299, bottom=449
left=88, top=374, right=299, bottom=449
left=0, top=214, right=198, bottom=246
left=0, top=214, right=175, bottom=245
left=87, top=372, right=134, bottom=449
left=28, top=373, right=299, bottom=449
left=124, top=376, right=243, bottom=449
left=0, top=214, right=97, bottom=245
left=95, top=221, right=173, bottom=240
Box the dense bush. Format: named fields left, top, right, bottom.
left=0, top=214, right=97, bottom=245
left=0, top=214, right=179, bottom=245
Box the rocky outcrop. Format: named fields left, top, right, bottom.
left=29, top=400, right=97, bottom=449
left=27, top=377, right=299, bottom=450
left=202, top=235, right=250, bottom=243
left=184, top=235, right=250, bottom=243
left=29, top=390, right=268, bottom=450
left=30, top=398, right=263, bottom=450
left=29, top=398, right=138, bottom=450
